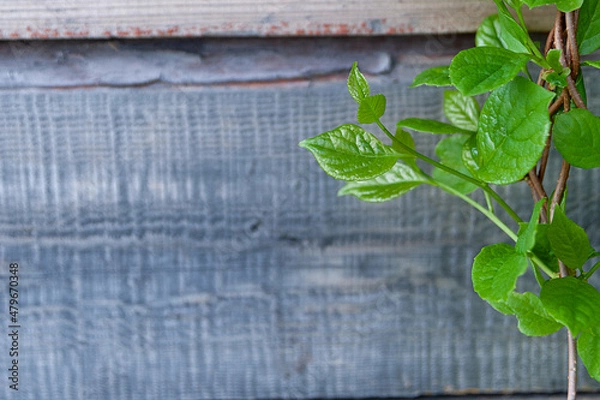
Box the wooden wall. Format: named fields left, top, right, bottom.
left=0, top=36, right=598, bottom=399
left=0, top=2, right=598, bottom=399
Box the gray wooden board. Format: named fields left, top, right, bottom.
left=0, top=39, right=598, bottom=399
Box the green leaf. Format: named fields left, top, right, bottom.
left=472, top=243, right=529, bottom=302
left=529, top=224, right=560, bottom=273
left=516, top=198, right=546, bottom=254
left=523, top=0, right=583, bottom=11
left=578, top=0, right=600, bottom=55
left=475, top=14, right=505, bottom=48
left=506, top=0, right=524, bottom=8
left=299, top=124, right=400, bottom=181
left=493, top=0, right=531, bottom=53
left=547, top=207, right=593, bottom=270
left=398, top=118, right=472, bottom=135
left=505, top=292, right=563, bottom=336
left=582, top=60, right=600, bottom=69
left=432, top=134, right=479, bottom=195
left=449, top=47, right=531, bottom=96
left=409, top=66, right=451, bottom=88
left=575, top=72, right=588, bottom=107
left=579, top=326, right=600, bottom=382
left=443, top=91, right=479, bottom=132
left=392, top=127, right=417, bottom=167
left=357, top=94, right=386, bottom=124
left=553, top=108, right=600, bottom=169
left=540, top=277, right=600, bottom=335
left=347, top=62, right=370, bottom=103
left=546, top=49, right=564, bottom=73
left=466, top=77, right=553, bottom=185
left=338, top=163, right=428, bottom=202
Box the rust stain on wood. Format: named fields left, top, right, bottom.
left=0, top=21, right=424, bottom=39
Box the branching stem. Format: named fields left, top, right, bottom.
left=375, top=120, right=524, bottom=226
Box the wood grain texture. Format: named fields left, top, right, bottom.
left=0, top=0, right=555, bottom=39
left=0, top=38, right=599, bottom=398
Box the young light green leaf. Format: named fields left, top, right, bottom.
left=553, top=108, right=600, bottom=169
left=546, top=49, right=564, bottom=73
left=443, top=91, right=479, bottom=132
left=540, top=277, right=600, bottom=336
left=472, top=243, right=529, bottom=302
left=578, top=0, right=600, bottom=55
left=505, top=292, right=563, bottom=336
left=357, top=94, right=386, bottom=124
left=493, top=0, right=531, bottom=53
left=516, top=198, right=546, bottom=255
left=449, top=47, right=531, bottom=96
left=579, top=327, right=600, bottom=382
left=475, top=14, right=504, bottom=48
left=409, top=66, right=451, bottom=88
left=547, top=207, right=593, bottom=270
left=467, top=77, right=553, bottom=185
left=398, top=118, right=472, bottom=134
left=523, top=0, right=583, bottom=11
left=347, top=62, right=370, bottom=104
left=432, top=134, right=479, bottom=195
left=338, top=163, right=428, bottom=202
left=299, top=124, right=400, bottom=181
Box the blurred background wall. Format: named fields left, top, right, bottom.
left=0, top=2, right=598, bottom=399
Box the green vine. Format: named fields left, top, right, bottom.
left=299, top=1, right=600, bottom=398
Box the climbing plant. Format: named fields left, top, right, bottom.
left=300, top=1, right=600, bottom=398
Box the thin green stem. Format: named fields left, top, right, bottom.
left=376, top=120, right=523, bottom=224
left=484, top=191, right=494, bottom=213
left=434, top=179, right=518, bottom=242
left=583, top=260, right=600, bottom=280
left=529, top=253, right=559, bottom=279
left=515, top=7, right=547, bottom=66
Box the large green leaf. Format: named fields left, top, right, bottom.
left=541, top=277, right=600, bottom=336
left=443, top=91, right=479, bottom=132
left=553, top=108, right=600, bottom=169
left=465, top=77, right=554, bottom=185
left=472, top=243, right=529, bottom=302
left=347, top=62, right=370, bottom=103
left=475, top=14, right=504, bottom=49
left=579, top=326, right=600, bottom=382
left=338, top=163, right=428, bottom=202
left=432, top=135, right=479, bottom=195
left=410, top=66, right=452, bottom=88
left=492, top=0, right=531, bottom=53
left=357, top=94, right=386, bottom=124
left=523, top=0, right=583, bottom=11
left=449, top=47, right=531, bottom=96
left=398, top=118, right=472, bottom=134
left=299, top=124, right=400, bottom=181
left=547, top=207, right=593, bottom=270
left=506, top=292, right=563, bottom=336
left=578, top=0, right=600, bottom=55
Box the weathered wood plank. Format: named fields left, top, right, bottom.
left=2, top=42, right=600, bottom=398
left=0, top=0, right=555, bottom=39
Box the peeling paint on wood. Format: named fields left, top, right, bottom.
left=0, top=1, right=555, bottom=39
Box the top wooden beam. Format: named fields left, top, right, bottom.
left=1, top=0, right=555, bottom=39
